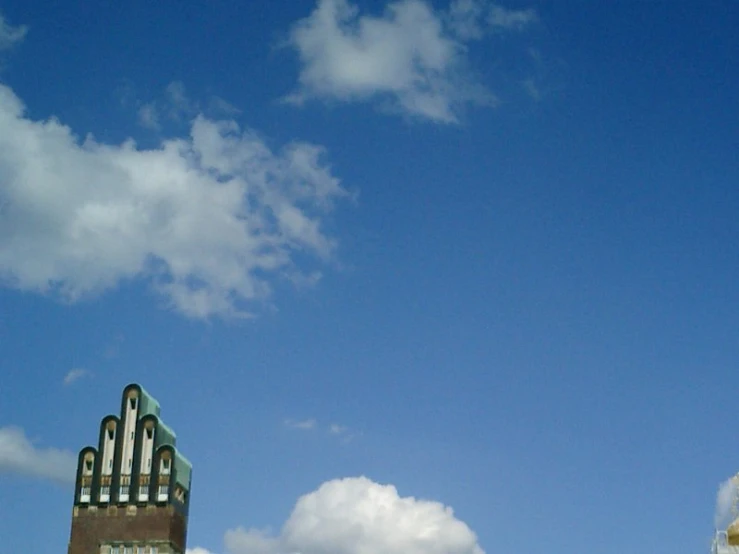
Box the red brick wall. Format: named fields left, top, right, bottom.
left=67, top=505, right=187, bottom=554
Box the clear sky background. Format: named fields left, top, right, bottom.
left=0, top=1, right=738, bottom=553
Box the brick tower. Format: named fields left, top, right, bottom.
left=67, top=384, right=192, bottom=554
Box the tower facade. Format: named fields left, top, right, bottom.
left=68, top=384, right=192, bottom=554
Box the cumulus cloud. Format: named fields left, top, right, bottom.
left=716, top=476, right=739, bottom=530
left=285, top=0, right=536, bottom=123
left=63, top=368, right=91, bottom=386
left=0, top=84, right=348, bottom=318
left=286, top=0, right=492, bottom=123
left=0, top=12, right=27, bottom=51
left=0, top=426, right=77, bottom=484
left=201, top=476, right=484, bottom=554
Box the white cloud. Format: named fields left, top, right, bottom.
left=216, top=476, right=484, bottom=554
left=226, top=528, right=278, bottom=554
left=285, top=418, right=317, bottom=430
left=187, top=549, right=218, bottom=554
left=0, top=84, right=348, bottom=319
left=0, top=426, right=77, bottom=484
left=63, top=368, right=91, bottom=386
left=0, top=12, right=27, bottom=51
left=716, top=476, right=739, bottom=530
left=286, top=0, right=536, bottom=123
left=286, top=0, right=495, bottom=123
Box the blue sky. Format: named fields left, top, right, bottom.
left=0, top=1, right=738, bottom=553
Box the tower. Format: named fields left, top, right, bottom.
left=67, top=384, right=192, bottom=554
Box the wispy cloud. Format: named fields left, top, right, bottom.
left=487, top=3, right=537, bottom=30
left=137, top=103, right=161, bottom=131
left=208, top=96, right=242, bottom=117
left=285, top=0, right=536, bottom=123
left=284, top=419, right=357, bottom=443
left=63, top=368, right=90, bottom=386
left=0, top=12, right=27, bottom=51
left=0, top=426, right=77, bottom=484
left=446, top=0, right=486, bottom=39
left=165, top=81, right=195, bottom=120
left=329, top=423, right=347, bottom=435
left=328, top=423, right=358, bottom=443
left=136, top=82, right=242, bottom=133
left=102, top=333, right=125, bottom=359
left=284, top=418, right=317, bottom=430
left=522, top=78, right=541, bottom=101
left=0, top=83, right=348, bottom=319
left=448, top=0, right=537, bottom=38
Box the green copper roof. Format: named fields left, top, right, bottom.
left=174, top=450, right=192, bottom=492
left=136, top=385, right=161, bottom=419
left=127, top=384, right=190, bottom=494
left=155, top=419, right=177, bottom=449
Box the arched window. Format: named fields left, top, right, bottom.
left=79, top=452, right=95, bottom=502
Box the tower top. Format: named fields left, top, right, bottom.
left=68, top=383, right=192, bottom=554
left=72, top=382, right=192, bottom=512
left=122, top=382, right=162, bottom=419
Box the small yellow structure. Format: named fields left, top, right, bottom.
left=728, top=518, right=739, bottom=547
